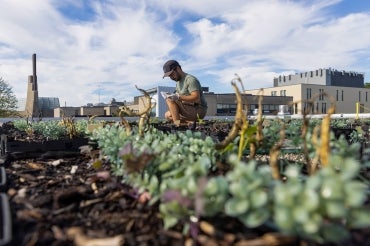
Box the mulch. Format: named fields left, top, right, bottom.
left=0, top=121, right=369, bottom=246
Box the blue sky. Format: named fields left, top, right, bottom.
left=0, top=0, right=370, bottom=106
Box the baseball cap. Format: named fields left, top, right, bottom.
left=163, top=60, right=180, bottom=78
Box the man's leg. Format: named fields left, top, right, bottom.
left=166, top=99, right=181, bottom=126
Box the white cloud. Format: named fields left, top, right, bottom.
left=0, top=0, right=369, bottom=107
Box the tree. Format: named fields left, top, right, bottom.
left=0, top=77, right=18, bottom=117
left=365, top=82, right=370, bottom=88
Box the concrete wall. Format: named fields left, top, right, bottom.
left=80, top=106, right=106, bottom=116
left=104, top=106, right=120, bottom=116
left=54, top=107, right=80, bottom=117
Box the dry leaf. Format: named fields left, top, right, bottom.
left=67, top=227, right=124, bottom=246
left=92, top=159, right=102, bottom=169
left=50, top=159, right=63, bottom=166
left=70, top=165, right=78, bottom=174
left=27, top=162, right=45, bottom=170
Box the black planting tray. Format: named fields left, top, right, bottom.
left=0, top=135, right=88, bottom=156
left=0, top=193, right=11, bottom=245
left=0, top=167, right=6, bottom=192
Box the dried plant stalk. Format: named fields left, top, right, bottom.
left=298, top=100, right=313, bottom=169
left=249, top=90, right=264, bottom=159
left=119, top=85, right=153, bottom=135
left=119, top=115, right=131, bottom=136
left=61, top=117, right=77, bottom=139
left=310, top=125, right=320, bottom=174
left=269, top=123, right=285, bottom=180
left=215, top=79, right=245, bottom=150
left=299, top=92, right=336, bottom=172
left=319, top=96, right=335, bottom=167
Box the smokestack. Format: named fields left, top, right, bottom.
left=32, top=53, right=37, bottom=91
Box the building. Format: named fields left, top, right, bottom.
left=273, top=68, right=364, bottom=88
left=54, top=104, right=122, bottom=118
left=17, top=54, right=61, bottom=118
left=246, top=68, right=369, bottom=114
left=128, top=86, right=293, bottom=118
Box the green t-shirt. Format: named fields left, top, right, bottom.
left=176, top=74, right=207, bottom=108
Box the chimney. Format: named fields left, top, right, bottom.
left=32, top=53, right=37, bottom=91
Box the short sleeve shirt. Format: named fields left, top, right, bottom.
left=176, top=74, right=208, bottom=108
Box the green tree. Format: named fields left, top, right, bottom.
left=0, top=77, right=18, bottom=117
left=365, top=82, right=370, bottom=88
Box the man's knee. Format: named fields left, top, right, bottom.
left=165, top=111, right=172, bottom=120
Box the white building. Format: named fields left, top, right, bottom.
left=246, top=68, right=369, bottom=115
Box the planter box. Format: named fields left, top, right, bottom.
left=0, top=167, right=6, bottom=192
left=0, top=193, right=12, bottom=245
left=0, top=135, right=88, bottom=156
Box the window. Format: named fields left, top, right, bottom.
left=306, top=88, right=312, bottom=99
left=360, top=104, right=365, bottom=113
left=216, top=103, right=237, bottom=115
left=341, top=90, right=344, bottom=101
left=366, top=92, right=368, bottom=102
left=319, top=89, right=324, bottom=101
left=336, top=90, right=339, bottom=101
left=322, top=102, right=327, bottom=114
left=359, top=91, right=361, bottom=102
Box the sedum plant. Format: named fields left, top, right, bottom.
left=224, top=155, right=272, bottom=228
left=274, top=155, right=369, bottom=243
left=87, top=112, right=370, bottom=244
left=12, top=119, right=89, bottom=140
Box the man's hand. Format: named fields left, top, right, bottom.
left=167, top=93, right=180, bottom=101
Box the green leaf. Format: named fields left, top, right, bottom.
left=301, top=189, right=319, bottom=211
left=274, top=206, right=294, bottom=232
left=225, top=198, right=249, bottom=216
left=250, top=189, right=268, bottom=208
left=162, top=215, right=179, bottom=229
left=292, top=207, right=309, bottom=223
left=344, top=181, right=367, bottom=207
left=321, top=224, right=350, bottom=243
left=239, top=209, right=269, bottom=228
left=274, top=185, right=294, bottom=206
left=306, top=175, right=321, bottom=190
left=325, top=200, right=347, bottom=218
left=302, top=213, right=321, bottom=234
left=340, top=158, right=361, bottom=180
left=204, top=178, right=218, bottom=195
left=320, top=179, right=343, bottom=200
left=348, top=207, right=370, bottom=228
left=285, top=166, right=300, bottom=179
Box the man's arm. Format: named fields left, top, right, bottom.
left=179, top=90, right=200, bottom=103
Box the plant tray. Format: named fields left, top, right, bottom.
left=0, top=193, right=12, bottom=245
left=0, top=136, right=88, bottom=156
left=0, top=167, right=6, bottom=192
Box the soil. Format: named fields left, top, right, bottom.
left=1, top=121, right=370, bottom=246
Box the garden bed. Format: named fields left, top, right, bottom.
left=1, top=119, right=370, bottom=245
left=3, top=150, right=370, bottom=246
